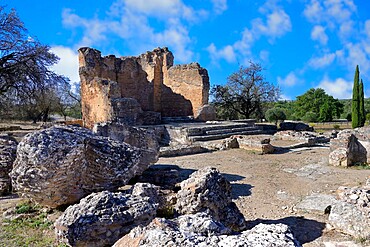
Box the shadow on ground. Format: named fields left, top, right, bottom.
left=230, top=183, right=253, bottom=199
left=248, top=216, right=326, bottom=244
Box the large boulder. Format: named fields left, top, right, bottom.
left=55, top=183, right=159, bottom=247
left=328, top=184, right=370, bottom=239
left=175, top=167, right=246, bottom=231
left=0, top=134, right=18, bottom=195
left=10, top=125, right=155, bottom=208
left=329, top=130, right=367, bottom=166
left=93, top=121, right=159, bottom=165
left=113, top=213, right=301, bottom=247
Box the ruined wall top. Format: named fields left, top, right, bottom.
left=79, top=47, right=211, bottom=128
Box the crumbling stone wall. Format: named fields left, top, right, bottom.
left=79, top=47, right=210, bottom=128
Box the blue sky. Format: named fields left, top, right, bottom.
left=3, top=0, right=370, bottom=100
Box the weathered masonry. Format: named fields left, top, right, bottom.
left=79, top=47, right=210, bottom=128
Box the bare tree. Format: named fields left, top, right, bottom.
left=212, top=62, right=280, bottom=120
left=0, top=6, right=78, bottom=122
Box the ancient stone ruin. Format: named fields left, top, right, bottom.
left=79, top=47, right=210, bottom=128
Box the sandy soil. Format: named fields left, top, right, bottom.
left=158, top=145, right=370, bottom=246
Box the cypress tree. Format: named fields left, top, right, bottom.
left=359, top=79, right=365, bottom=126
left=352, top=65, right=360, bottom=128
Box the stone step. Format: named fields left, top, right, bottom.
left=205, top=126, right=258, bottom=135
left=188, top=129, right=264, bottom=142
left=161, top=116, right=194, bottom=124
left=186, top=123, right=255, bottom=136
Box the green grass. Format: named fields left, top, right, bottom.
left=352, top=163, right=370, bottom=170
left=0, top=201, right=64, bottom=247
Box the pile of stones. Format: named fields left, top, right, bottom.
left=3, top=123, right=370, bottom=246
left=1, top=124, right=304, bottom=246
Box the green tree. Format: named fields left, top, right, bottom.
left=352, top=65, right=360, bottom=128
left=319, top=99, right=333, bottom=122
left=211, top=62, right=280, bottom=120
left=359, top=79, right=365, bottom=126
left=265, top=107, right=286, bottom=125
left=294, top=88, right=343, bottom=122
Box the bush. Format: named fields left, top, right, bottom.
left=265, top=107, right=286, bottom=125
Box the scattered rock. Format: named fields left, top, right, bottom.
left=280, top=121, right=313, bottom=131
left=55, top=183, right=159, bottom=247
left=0, top=134, right=18, bottom=195
left=328, top=182, right=370, bottom=239
left=195, top=104, right=216, bottom=122
left=295, top=194, right=337, bottom=214
left=274, top=130, right=329, bottom=145
left=235, top=135, right=274, bottom=154
left=328, top=201, right=370, bottom=239
left=329, top=130, right=367, bottom=166
left=175, top=167, right=247, bottom=231
left=113, top=213, right=301, bottom=247
left=159, top=144, right=210, bottom=157
left=10, top=125, right=153, bottom=208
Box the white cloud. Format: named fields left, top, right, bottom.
left=208, top=1, right=291, bottom=64
left=309, top=53, right=336, bottom=68
left=303, top=0, right=323, bottom=23
left=304, top=0, right=356, bottom=26
left=50, top=46, right=80, bottom=83
left=211, top=0, right=227, bottom=14
left=317, top=76, right=352, bottom=99
left=61, top=0, right=207, bottom=63
left=207, top=43, right=236, bottom=63
left=310, top=25, right=328, bottom=45
left=277, top=72, right=301, bottom=87
left=62, top=9, right=109, bottom=47
left=304, top=0, right=357, bottom=43
left=279, top=94, right=292, bottom=101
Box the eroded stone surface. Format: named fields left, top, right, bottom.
left=10, top=125, right=153, bottom=208
left=195, top=104, right=216, bottom=122
left=55, top=184, right=158, bottom=247
left=113, top=213, right=301, bottom=247
left=0, top=134, right=17, bottom=195
left=79, top=47, right=210, bottom=128
left=93, top=121, right=159, bottom=165
left=328, top=182, right=370, bottom=239
left=329, top=126, right=370, bottom=166
left=175, top=167, right=247, bottom=231
left=294, top=194, right=337, bottom=214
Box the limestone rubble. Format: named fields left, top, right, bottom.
left=113, top=213, right=301, bottom=247
left=10, top=125, right=157, bottom=208
left=175, top=167, right=247, bottom=231
left=55, top=184, right=159, bottom=247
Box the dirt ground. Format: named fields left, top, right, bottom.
left=158, top=143, right=370, bottom=246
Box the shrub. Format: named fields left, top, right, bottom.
left=265, top=107, right=286, bottom=125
